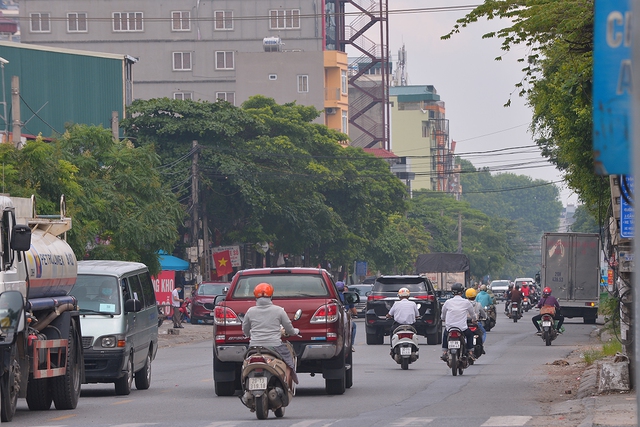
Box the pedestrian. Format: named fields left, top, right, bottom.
left=172, top=284, right=184, bottom=328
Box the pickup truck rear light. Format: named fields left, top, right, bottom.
left=414, top=295, right=435, bottom=301
left=327, top=332, right=337, bottom=341
left=310, top=303, right=338, bottom=323
left=214, top=306, right=242, bottom=326
left=367, top=295, right=385, bottom=301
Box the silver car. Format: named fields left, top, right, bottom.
left=348, top=284, right=373, bottom=315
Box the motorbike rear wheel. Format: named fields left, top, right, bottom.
left=450, top=352, right=458, bottom=376
left=544, top=331, right=552, bottom=346
left=401, top=358, right=409, bottom=370
left=255, top=394, right=269, bottom=420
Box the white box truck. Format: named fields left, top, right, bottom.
left=540, top=232, right=600, bottom=324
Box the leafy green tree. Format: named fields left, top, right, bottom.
left=443, top=0, right=609, bottom=218
left=571, top=204, right=600, bottom=233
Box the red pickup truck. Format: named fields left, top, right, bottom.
left=213, top=267, right=354, bottom=396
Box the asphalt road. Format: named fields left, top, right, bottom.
left=13, top=308, right=598, bottom=427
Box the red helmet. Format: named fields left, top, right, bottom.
left=543, top=287, right=552, bottom=296
left=254, top=283, right=274, bottom=298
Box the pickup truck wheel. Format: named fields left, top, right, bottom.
left=51, top=321, right=82, bottom=409
left=325, top=352, right=346, bottom=395
left=366, top=331, right=384, bottom=345
left=215, top=380, right=236, bottom=396
left=583, top=317, right=597, bottom=324
left=426, top=331, right=439, bottom=345
left=345, top=349, right=353, bottom=389
left=213, top=354, right=237, bottom=396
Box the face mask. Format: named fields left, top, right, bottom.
left=101, top=287, right=113, bottom=296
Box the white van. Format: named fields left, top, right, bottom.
left=70, top=261, right=159, bottom=395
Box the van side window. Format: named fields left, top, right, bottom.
left=121, top=278, right=132, bottom=301
left=128, top=274, right=145, bottom=307
left=138, top=272, right=156, bottom=308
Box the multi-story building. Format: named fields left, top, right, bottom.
left=389, top=85, right=454, bottom=192
left=18, top=0, right=348, bottom=132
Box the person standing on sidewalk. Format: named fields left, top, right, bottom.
left=172, top=284, right=184, bottom=328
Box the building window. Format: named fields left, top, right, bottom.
left=216, top=92, right=235, bottom=105
left=113, top=12, right=143, bottom=32
left=30, top=13, right=50, bottom=33
left=174, top=92, right=193, bottom=100
left=171, top=11, right=190, bottom=31
left=173, top=52, right=192, bottom=71
left=297, top=75, right=309, bottom=93
left=215, top=11, right=233, bottom=30
left=215, top=51, right=234, bottom=70
left=341, top=70, right=348, bottom=94
left=269, top=9, right=300, bottom=29
left=67, top=13, right=87, bottom=32
left=342, top=110, right=348, bottom=133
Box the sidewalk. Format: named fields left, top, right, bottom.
left=157, top=318, right=213, bottom=348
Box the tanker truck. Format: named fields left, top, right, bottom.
left=0, top=195, right=83, bottom=422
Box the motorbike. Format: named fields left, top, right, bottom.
left=522, top=296, right=531, bottom=312
left=390, top=324, right=419, bottom=370
left=178, top=297, right=192, bottom=324
left=538, top=306, right=561, bottom=346
left=483, top=305, right=497, bottom=332
left=443, top=327, right=472, bottom=376
left=240, top=345, right=296, bottom=419
left=508, top=301, right=522, bottom=322
left=468, top=321, right=484, bottom=360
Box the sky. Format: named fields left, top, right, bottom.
left=350, top=1, right=580, bottom=206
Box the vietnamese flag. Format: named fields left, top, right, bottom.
left=213, top=250, right=233, bottom=276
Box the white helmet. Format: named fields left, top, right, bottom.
left=397, top=287, right=410, bottom=298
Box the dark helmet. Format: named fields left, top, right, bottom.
left=451, top=283, right=464, bottom=295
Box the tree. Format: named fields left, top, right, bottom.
left=443, top=0, right=608, bottom=220
left=571, top=204, right=600, bottom=233
left=122, top=96, right=408, bottom=271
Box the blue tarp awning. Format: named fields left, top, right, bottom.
left=158, top=251, right=189, bottom=271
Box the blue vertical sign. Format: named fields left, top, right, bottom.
left=593, top=0, right=631, bottom=175
left=620, top=175, right=634, bottom=238
left=355, top=261, right=367, bottom=276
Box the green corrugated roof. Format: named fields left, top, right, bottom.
left=390, top=85, right=440, bottom=102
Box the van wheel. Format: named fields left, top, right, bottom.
left=115, top=356, right=133, bottom=396
left=134, top=351, right=152, bottom=390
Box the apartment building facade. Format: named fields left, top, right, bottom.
left=18, top=0, right=348, bottom=132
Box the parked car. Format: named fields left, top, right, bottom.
left=213, top=267, right=354, bottom=396
left=348, top=284, right=373, bottom=315
left=190, top=282, right=229, bottom=324
left=489, top=279, right=511, bottom=301
left=364, top=275, right=442, bottom=345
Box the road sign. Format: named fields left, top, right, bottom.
left=620, top=175, right=634, bottom=238
left=593, top=0, right=631, bottom=175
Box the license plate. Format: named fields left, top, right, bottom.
left=247, top=377, right=267, bottom=391
left=400, top=347, right=411, bottom=356
left=512, top=308, right=518, bottom=312
left=542, top=321, right=552, bottom=327
left=473, top=337, right=477, bottom=345
left=448, top=340, right=461, bottom=349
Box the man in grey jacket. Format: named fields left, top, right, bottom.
left=242, top=282, right=299, bottom=384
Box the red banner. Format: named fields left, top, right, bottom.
left=153, top=270, right=175, bottom=317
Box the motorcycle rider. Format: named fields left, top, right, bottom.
left=385, top=287, right=420, bottom=338
left=532, top=286, right=564, bottom=335
left=465, top=288, right=487, bottom=348
left=504, top=283, right=514, bottom=314
left=336, top=281, right=357, bottom=352
left=242, top=282, right=299, bottom=387
left=476, top=284, right=494, bottom=308
left=509, top=284, right=523, bottom=317
left=440, top=283, right=477, bottom=361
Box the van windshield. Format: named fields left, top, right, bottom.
left=71, top=275, right=121, bottom=315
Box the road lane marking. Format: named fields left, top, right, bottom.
left=111, top=399, right=133, bottom=405
left=482, top=416, right=532, bottom=426
left=48, top=414, right=76, bottom=421
left=390, top=417, right=433, bottom=426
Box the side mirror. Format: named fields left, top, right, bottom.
left=0, top=290, right=24, bottom=345
left=344, top=291, right=359, bottom=304
left=535, top=273, right=541, bottom=284
left=11, top=225, right=31, bottom=252
left=124, top=299, right=142, bottom=313
left=214, top=295, right=226, bottom=306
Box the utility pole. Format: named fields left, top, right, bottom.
left=11, top=76, right=20, bottom=148
left=191, top=140, right=200, bottom=284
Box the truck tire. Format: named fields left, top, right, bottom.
left=26, top=378, right=52, bottom=410
left=114, top=355, right=133, bottom=396
left=51, top=322, right=81, bottom=410
left=134, top=349, right=152, bottom=390
left=1, top=345, right=20, bottom=421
